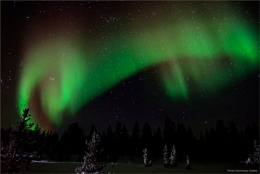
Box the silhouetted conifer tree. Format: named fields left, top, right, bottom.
left=104, top=124, right=115, bottom=162
left=163, top=117, right=176, bottom=146
left=228, top=122, right=239, bottom=161
left=209, top=127, right=216, bottom=161
left=56, top=129, right=70, bottom=161
left=130, top=121, right=141, bottom=159
left=186, top=126, right=195, bottom=158
left=152, top=127, right=162, bottom=158
left=121, top=125, right=129, bottom=157
left=238, top=130, right=247, bottom=159
left=114, top=121, right=122, bottom=160
left=198, top=131, right=205, bottom=162
left=1, top=108, right=40, bottom=173
left=141, top=123, right=153, bottom=150
left=215, top=120, right=228, bottom=162
left=176, top=123, right=186, bottom=160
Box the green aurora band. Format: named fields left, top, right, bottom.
left=18, top=4, right=258, bottom=130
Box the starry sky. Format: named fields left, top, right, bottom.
left=1, top=1, right=259, bottom=137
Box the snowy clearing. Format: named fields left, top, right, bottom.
left=31, top=162, right=259, bottom=173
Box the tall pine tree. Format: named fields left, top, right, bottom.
left=1, top=108, right=40, bottom=173
left=75, top=132, right=106, bottom=174
left=130, top=121, right=141, bottom=159
left=170, top=145, right=177, bottom=167
left=163, top=144, right=169, bottom=167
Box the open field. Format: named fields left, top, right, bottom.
left=31, top=161, right=259, bottom=173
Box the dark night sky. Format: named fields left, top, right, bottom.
left=1, top=1, right=259, bottom=138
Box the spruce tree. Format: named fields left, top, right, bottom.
left=130, top=121, right=140, bottom=159
left=169, top=145, right=177, bottom=167
left=245, top=140, right=259, bottom=165
left=163, top=144, right=169, bottom=167
left=251, top=140, right=259, bottom=164
left=143, top=148, right=152, bottom=167
left=1, top=108, right=40, bottom=173
left=75, top=132, right=106, bottom=174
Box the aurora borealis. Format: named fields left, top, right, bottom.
left=1, top=1, right=259, bottom=136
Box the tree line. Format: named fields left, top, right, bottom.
left=1, top=110, right=259, bottom=165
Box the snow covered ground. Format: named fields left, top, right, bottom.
left=31, top=161, right=259, bottom=173
left=32, top=160, right=82, bottom=164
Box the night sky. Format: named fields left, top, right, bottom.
left=1, top=1, right=259, bottom=137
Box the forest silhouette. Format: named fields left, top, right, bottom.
left=1, top=109, right=259, bottom=164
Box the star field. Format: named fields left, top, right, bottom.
left=1, top=1, right=259, bottom=137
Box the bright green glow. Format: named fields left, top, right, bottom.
left=19, top=37, right=88, bottom=127
left=162, top=63, right=189, bottom=99
left=18, top=4, right=258, bottom=130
